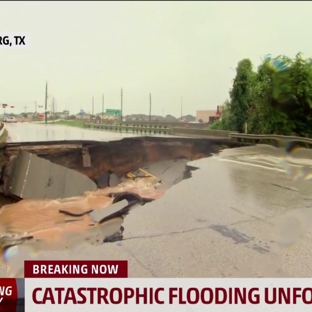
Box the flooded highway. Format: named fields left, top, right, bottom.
left=5, top=122, right=161, bottom=142
left=1, top=123, right=312, bottom=278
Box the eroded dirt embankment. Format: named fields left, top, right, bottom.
left=0, top=136, right=246, bottom=276
left=3, top=137, right=241, bottom=178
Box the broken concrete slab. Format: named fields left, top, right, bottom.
left=4, top=150, right=97, bottom=199
left=103, top=225, right=124, bottom=243
left=109, top=191, right=155, bottom=205
left=141, top=159, right=189, bottom=189
left=89, top=199, right=128, bottom=223
left=83, top=217, right=124, bottom=245
left=108, top=173, right=121, bottom=187
left=94, top=172, right=110, bottom=188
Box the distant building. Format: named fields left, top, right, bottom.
left=196, top=110, right=218, bottom=123
left=75, top=113, right=92, bottom=119
left=196, top=106, right=223, bottom=123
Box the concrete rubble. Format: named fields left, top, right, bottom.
left=0, top=154, right=199, bottom=272
left=94, top=171, right=121, bottom=188
left=89, top=199, right=128, bottom=223
left=2, top=150, right=97, bottom=199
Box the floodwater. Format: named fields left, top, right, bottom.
left=3, top=123, right=312, bottom=278
left=5, top=122, right=172, bottom=142
left=0, top=156, right=194, bottom=277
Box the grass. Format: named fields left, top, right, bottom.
left=48, top=120, right=85, bottom=128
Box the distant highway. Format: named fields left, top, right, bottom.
left=5, top=122, right=162, bottom=142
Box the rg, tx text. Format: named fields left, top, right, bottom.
left=0, top=36, right=26, bottom=46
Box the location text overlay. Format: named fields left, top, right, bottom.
left=0, top=33, right=30, bottom=49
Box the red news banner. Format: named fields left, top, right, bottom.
left=0, top=260, right=127, bottom=312
left=3, top=260, right=312, bottom=311
left=24, top=260, right=127, bottom=307
left=24, top=260, right=128, bottom=278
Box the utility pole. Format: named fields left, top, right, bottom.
left=92, top=96, right=94, bottom=117
left=51, top=97, right=55, bottom=123
left=149, top=93, right=152, bottom=122
left=102, top=94, right=104, bottom=123
left=35, top=101, right=37, bottom=113
left=180, top=96, right=183, bottom=122
left=44, top=82, right=48, bottom=124
left=2, top=104, right=8, bottom=115
left=120, top=88, right=123, bottom=122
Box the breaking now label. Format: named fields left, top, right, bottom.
left=0, top=33, right=30, bottom=49
left=0, top=278, right=24, bottom=311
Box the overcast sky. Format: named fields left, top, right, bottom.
left=0, top=1, right=311, bottom=117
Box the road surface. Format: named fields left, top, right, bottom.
left=101, top=145, right=312, bottom=278
left=5, top=122, right=172, bottom=142
left=3, top=124, right=312, bottom=277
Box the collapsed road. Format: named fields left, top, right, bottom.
left=0, top=137, right=311, bottom=279
left=0, top=136, right=247, bottom=276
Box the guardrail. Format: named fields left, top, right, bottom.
left=83, top=122, right=240, bottom=139
left=172, top=127, right=237, bottom=138
left=84, top=123, right=172, bottom=135
left=120, top=120, right=209, bottom=129
left=88, top=120, right=210, bottom=129
left=229, top=133, right=312, bottom=146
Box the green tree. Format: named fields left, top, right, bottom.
left=229, top=59, right=255, bottom=132
left=209, top=99, right=235, bottom=130
left=247, top=61, right=294, bottom=135
left=211, top=52, right=312, bottom=136
left=263, top=53, right=312, bottom=136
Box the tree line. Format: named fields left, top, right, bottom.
left=210, top=53, right=312, bottom=137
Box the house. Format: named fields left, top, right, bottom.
left=75, top=113, right=92, bottom=119
left=195, top=106, right=223, bottom=123
left=196, top=110, right=218, bottom=123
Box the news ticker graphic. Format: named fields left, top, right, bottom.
left=0, top=33, right=30, bottom=49
left=24, top=260, right=128, bottom=278
left=24, top=276, right=312, bottom=312
left=0, top=278, right=23, bottom=312
left=2, top=260, right=312, bottom=311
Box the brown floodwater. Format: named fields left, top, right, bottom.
left=0, top=176, right=165, bottom=246
left=0, top=135, right=245, bottom=276
left=0, top=176, right=168, bottom=277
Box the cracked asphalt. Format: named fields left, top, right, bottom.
left=1, top=144, right=309, bottom=278
left=3, top=124, right=312, bottom=277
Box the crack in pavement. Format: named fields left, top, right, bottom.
left=230, top=206, right=292, bottom=225
left=268, top=183, right=298, bottom=192
left=122, top=218, right=261, bottom=242
left=228, top=218, right=262, bottom=226
left=123, top=226, right=211, bottom=241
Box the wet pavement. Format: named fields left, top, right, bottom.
left=5, top=122, right=171, bottom=142
left=2, top=123, right=312, bottom=278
